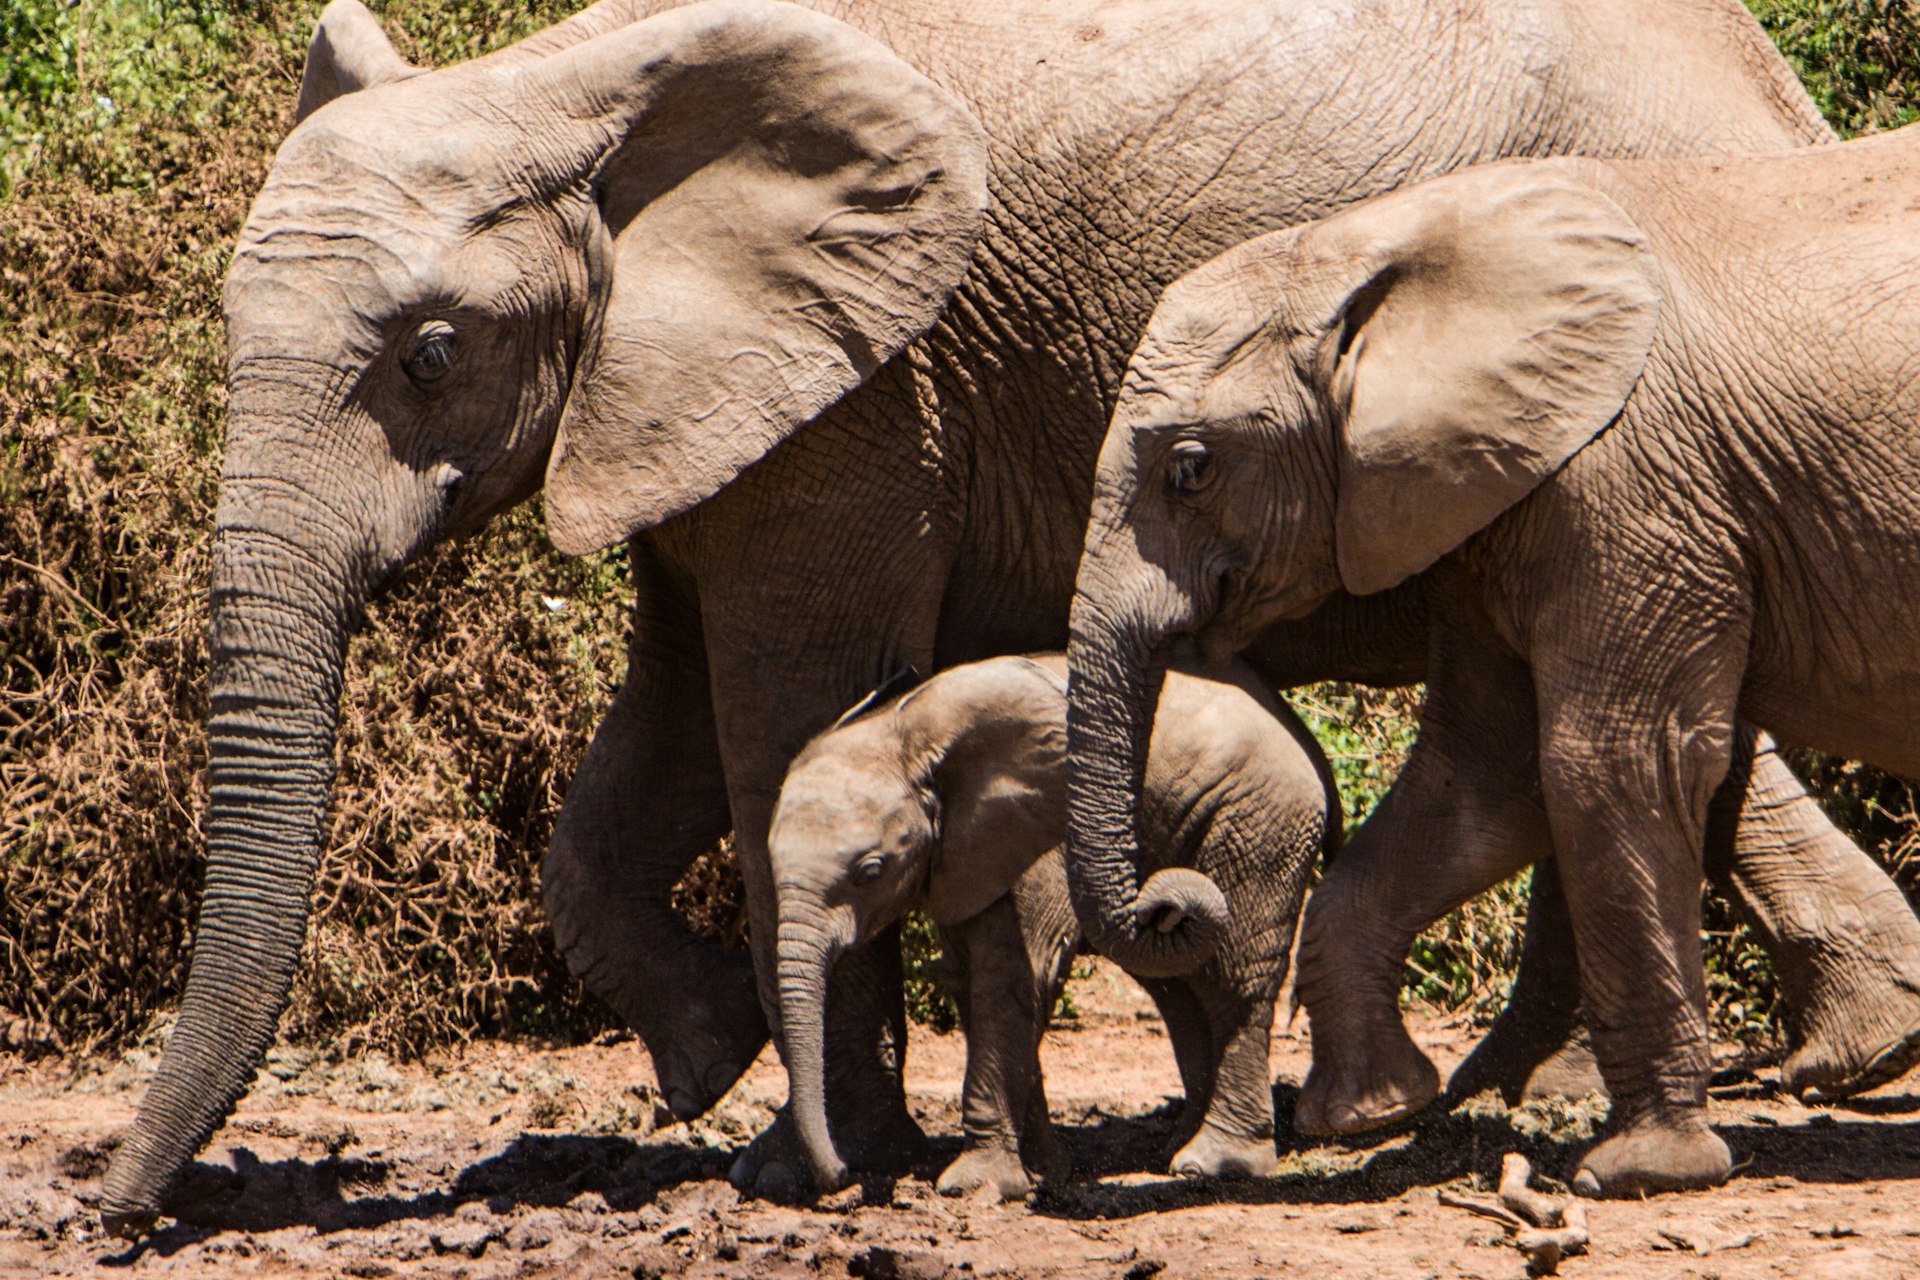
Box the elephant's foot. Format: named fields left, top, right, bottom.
left=729, top=1112, right=809, bottom=1201
left=645, top=956, right=769, bottom=1123
left=1573, top=1110, right=1731, bottom=1198
left=1296, top=1014, right=1439, bottom=1136
left=937, top=1145, right=1037, bottom=1202
left=1447, top=1015, right=1604, bottom=1107
left=1783, top=985, right=1920, bottom=1104
left=1170, top=1123, right=1278, bottom=1179
left=731, top=1100, right=929, bottom=1200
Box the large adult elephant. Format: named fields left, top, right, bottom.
left=100, top=0, right=1910, bottom=1229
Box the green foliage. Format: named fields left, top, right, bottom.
left=901, top=912, right=960, bottom=1034
left=1292, top=683, right=1423, bottom=836
left=1746, top=0, right=1920, bottom=135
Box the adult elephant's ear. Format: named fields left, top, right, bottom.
left=525, top=0, right=990, bottom=554
left=295, top=0, right=420, bottom=124
left=1286, top=163, right=1662, bottom=595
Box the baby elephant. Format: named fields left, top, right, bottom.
left=768, top=653, right=1333, bottom=1200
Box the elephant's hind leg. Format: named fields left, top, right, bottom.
left=1163, top=973, right=1282, bottom=1179
left=1446, top=859, right=1601, bottom=1107
left=543, top=541, right=765, bottom=1124
left=1720, top=737, right=1920, bottom=1102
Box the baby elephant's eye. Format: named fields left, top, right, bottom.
left=1167, top=439, right=1213, bottom=496
left=855, top=855, right=888, bottom=885
left=403, top=319, right=458, bottom=386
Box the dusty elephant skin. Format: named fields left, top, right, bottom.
left=1065, top=128, right=1920, bottom=1198
left=767, top=655, right=1331, bottom=1198
left=100, top=0, right=1920, bottom=1233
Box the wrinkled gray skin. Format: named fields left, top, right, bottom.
left=98, top=0, right=1920, bottom=1229
left=769, top=655, right=1330, bottom=1199
left=1065, top=133, right=1920, bottom=1196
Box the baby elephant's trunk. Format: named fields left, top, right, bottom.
left=775, top=903, right=852, bottom=1194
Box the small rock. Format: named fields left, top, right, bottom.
left=1812, top=1224, right=1860, bottom=1239
left=849, top=1244, right=955, bottom=1280
left=454, top=1200, right=494, bottom=1224
left=570, top=1190, right=611, bottom=1215
left=816, top=1184, right=864, bottom=1214
left=507, top=1208, right=567, bottom=1251
left=714, top=1227, right=740, bottom=1260
left=630, top=1242, right=689, bottom=1279
left=431, top=1219, right=495, bottom=1259
left=1123, top=1260, right=1168, bottom=1280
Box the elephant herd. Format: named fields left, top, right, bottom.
left=91, top=0, right=1920, bottom=1234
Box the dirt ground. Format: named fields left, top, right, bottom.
left=3, top=961, right=1918, bottom=1279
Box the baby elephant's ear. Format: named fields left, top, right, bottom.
left=295, top=0, right=420, bottom=125
left=917, top=660, right=1070, bottom=927
left=522, top=0, right=990, bottom=553
left=1290, top=164, right=1662, bottom=595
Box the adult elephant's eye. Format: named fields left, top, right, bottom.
left=1168, top=439, right=1213, bottom=496
left=856, top=854, right=888, bottom=885
left=404, top=319, right=458, bottom=385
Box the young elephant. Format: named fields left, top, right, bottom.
left=768, top=654, right=1332, bottom=1199
left=1066, top=127, right=1920, bottom=1197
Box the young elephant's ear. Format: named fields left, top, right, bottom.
left=914, top=660, right=1071, bottom=928
left=295, top=0, right=421, bottom=124
left=521, top=0, right=991, bottom=554
left=1287, top=164, right=1662, bottom=595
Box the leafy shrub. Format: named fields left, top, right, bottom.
left=1747, top=0, right=1920, bottom=135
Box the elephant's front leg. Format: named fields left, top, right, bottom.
left=1293, top=638, right=1543, bottom=1136
left=933, top=886, right=1073, bottom=1202
left=1535, top=631, right=1744, bottom=1198
left=543, top=541, right=765, bottom=1123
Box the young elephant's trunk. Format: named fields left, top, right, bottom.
left=1064, top=561, right=1228, bottom=979
left=776, top=903, right=852, bottom=1194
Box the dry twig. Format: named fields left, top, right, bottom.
left=1440, top=1154, right=1590, bottom=1277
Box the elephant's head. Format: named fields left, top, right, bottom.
left=767, top=658, right=1068, bottom=1192
left=1065, top=162, right=1663, bottom=977
left=100, top=0, right=987, bottom=1234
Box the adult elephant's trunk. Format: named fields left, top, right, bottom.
left=100, top=373, right=407, bottom=1234
left=776, top=903, right=852, bottom=1194
left=1064, top=536, right=1227, bottom=980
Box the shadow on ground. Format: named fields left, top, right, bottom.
left=1034, top=1084, right=1920, bottom=1221
left=109, top=1132, right=730, bottom=1261
left=106, top=1086, right=1920, bottom=1252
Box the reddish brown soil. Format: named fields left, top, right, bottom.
left=5, top=961, right=1919, bottom=1278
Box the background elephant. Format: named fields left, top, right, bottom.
left=98, top=0, right=1916, bottom=1229
left=768, top=654, right=1332, bottom=1198
left=1063, top=136, right=1920, bottom=1195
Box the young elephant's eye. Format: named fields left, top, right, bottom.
left=403, top=319, right=458, bottom=386
left=1167, top=439, right=1213, bottom=496
left=855, top=854, right=888, bottom=885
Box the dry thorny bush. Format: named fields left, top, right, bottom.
left=0, top=3, right=655, bottom=1055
